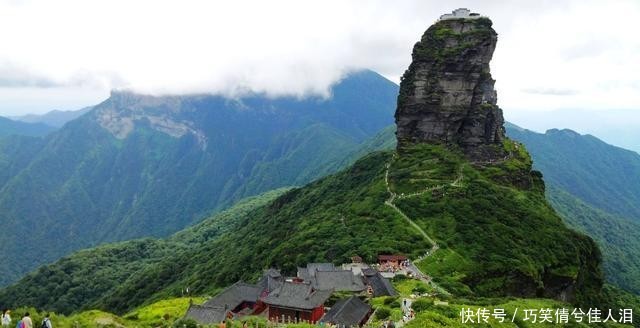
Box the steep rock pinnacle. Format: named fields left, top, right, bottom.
left=395, top=13, right=506, bottom=161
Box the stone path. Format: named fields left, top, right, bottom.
left=383, top=154, right=459, bottom=297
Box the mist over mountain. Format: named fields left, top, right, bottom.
left=0, top=70, right=398, bottom=286
left=0, top=16, right=618, bottom=318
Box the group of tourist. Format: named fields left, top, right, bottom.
left=1, top=310, right=52, bottom=328
left=217, top=320, right=249, bottom=328
left=378, top=260, right=409, bottom=273
left=401, top=299, right=416, bottom=324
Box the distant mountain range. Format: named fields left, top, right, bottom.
left=0, top=70, right=398, bottom=286
left=1, top=107, right=91, bottom=139
left=3, top=17, right=638, bottom=320
left=0, top=116, right=56, bottom=138
left=1, top=68, right=639, bottom=309
left=507, top=109, right=640, bottom=154
left=5, top=121, right=640, bottom=315
left=506, top=123, right=640, bottom=222
left=10, top=107, right=93, bottom=128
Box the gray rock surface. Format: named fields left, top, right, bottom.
left=395, top=16, right=506, bottom=161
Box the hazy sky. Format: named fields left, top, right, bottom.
left=1, top=0, right=639, bottom=117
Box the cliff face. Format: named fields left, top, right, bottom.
left=394, top=14, right=605, bottom=306
left=395, top=17, right=505, bottom=161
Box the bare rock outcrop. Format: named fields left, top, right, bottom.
left=94, top=91, right=208, bottom=149
left=395, top=14, right=506, bottom=161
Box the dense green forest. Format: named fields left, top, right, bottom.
left=2, top=74, right=639, bottom=323
left=0, top=137, right=607, bottom=316
left=507, top=124, right=640, bottom=294
left=0, top=70, right=399, bottom=286
left=347, top=124, right=640, bottom=296
left=548, top=187, right=640, bottom=295
left=0, top=189, right=288, bottom=314
left=506, top=123, right=640, bottom=221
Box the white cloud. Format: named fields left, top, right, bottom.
left=0, top=0, right=639, bottom=115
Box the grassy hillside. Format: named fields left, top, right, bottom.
left=8, top=297, right=202, bottom=328
left=1, top=138, right=606, bottom=316
left=351, top=124, right=640, bottom=296
left=389, top=143, right=601, bottom=305
left=10, top=287, right=636, bottom=328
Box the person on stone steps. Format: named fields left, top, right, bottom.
left=1, top=310, right=11, bottom=327
left=40, top=314, right=51, bottom=328
left=20, top=313, right=32, bottom=328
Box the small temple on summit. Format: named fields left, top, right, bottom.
left=438, top=8, right=482, bottom=20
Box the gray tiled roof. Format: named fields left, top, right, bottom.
left=320, top=296, right=372, bottom=327
left=308, top=263, right=336, bottom=272
left=297, top=263, right=336, bottom=282
left=362, top=268, right=377, bottom=276
left=203, top=282, right=262, bottom=309
left=363, top=271, right=397, bottom=297
left=184, top=304, right=228, bottom=325
left=297, top=267, right=314, bottom=282
left=264, top=268, right=282, bottom=278
left=314, top=270, right=366, bottom=292
left=257, top=269, right=284, bottom=294
left=263, top=281, right=333, bottom=310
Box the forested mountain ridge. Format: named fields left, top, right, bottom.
left=0, top=116, right=55, bottom=138
left=0, top=15, right=611, bottom=318
left=10, top=107, right=92, bottom=128
left=0, top=189, right=288, bottom=314
left=0, top=142, right=606, bottom=315
left=343, top=123, right=640, bottom=296
left=506, top=123, right=640, bottom=222
left=0, top=70, right=399, bottom=286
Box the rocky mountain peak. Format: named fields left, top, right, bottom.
left=395, top=13, right=506, bottom=161
left=94, top=91, right=208, bottom=148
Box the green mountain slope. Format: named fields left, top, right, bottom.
left=0, top=70, right=399, bottom=286
left=506, top=123, right=640, bottom=221
left=0, top=189, right=287, bottom=314
left=506, top=124, right=640, bottom=294
left=0, top=116, right=55, bottom=138
left=0, top=142, right=604, bottom=315
left=547, top=186, right=640, bottom=295
left=390, top=143, right=601, bottom=305
left=345, top=124, right=640, bottom=296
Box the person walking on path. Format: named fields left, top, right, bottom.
left=1, top=310, right=10, bottom=327
left=21, top=313, right=32, bottom=328
left=41, top=314, right=52, bottom=328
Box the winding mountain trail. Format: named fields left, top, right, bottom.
left=383, top=154, right=460, bottom=297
